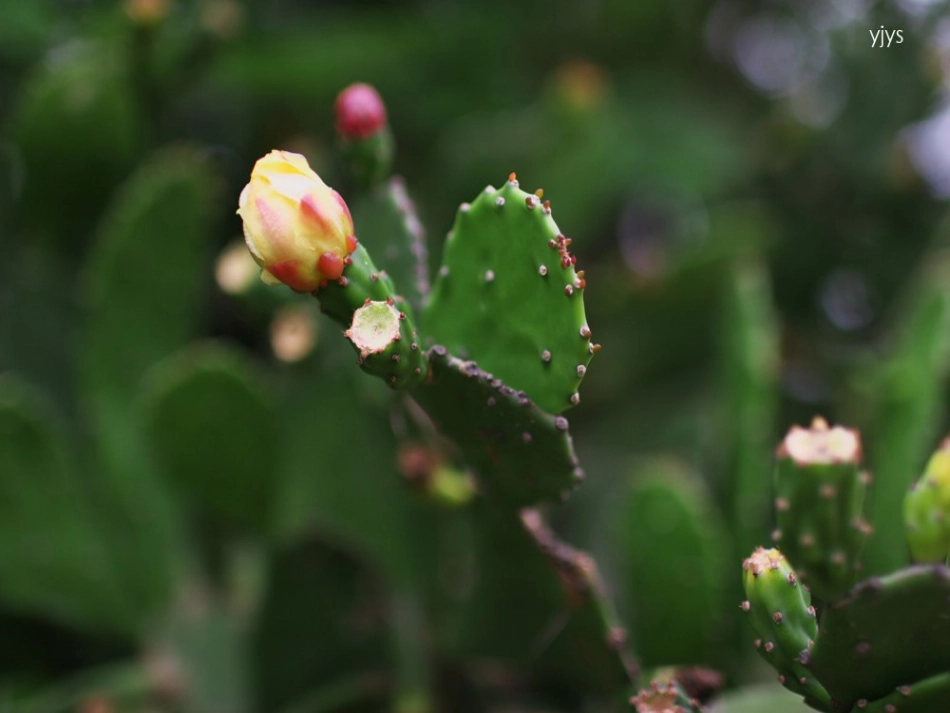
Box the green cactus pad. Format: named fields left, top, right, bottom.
left=423, top=176, right=593, bottom=414
left=741, top=548, right=830, bottom=708
left=0, top=377, right=137, bottom=637
left=808, top=565, right=950, bottom=711
left=773, top=418, right=869, bottom=602
left=616, top=460, right=730, bottom=668
left=141, top=344, right=279, bottom=535
left=410, top=348, right=583, bottom=506
left=443, top=506, right=637, bottom=699
left=853, top=672, right=950, bottom=713
left=904, top=438, right=950, bottom=563
left=717, top=257, right=779, bottom=558
left=862, top=245, right=950, bottom=577
left=352, top=177, right=429, bottom=314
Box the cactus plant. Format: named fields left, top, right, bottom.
left=741, top=422, right=950, bottom=713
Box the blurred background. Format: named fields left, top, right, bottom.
left=3, top=0, right=950, bottom=711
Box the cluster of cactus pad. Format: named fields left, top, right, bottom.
left=741, top=417, right=950, bottom=712
left=10, top=68, right=950, bottom=712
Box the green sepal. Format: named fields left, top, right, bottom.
left=339, top=127, right=394, bottom=190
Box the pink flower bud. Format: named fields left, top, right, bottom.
left=334, top=83, right=388, bottom=139
left=237, top=150, right=357, bottom=292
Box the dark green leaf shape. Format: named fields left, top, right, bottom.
left=410, top=349, right=583, bottom=507
left=808, top=565, right=950, bottom=711
left=0, top=377, right=138, bottom=637
left=273, top=340, right=438, bottom=589
left=142, top=343, right=279, bottom=535
left=253, top=536, right=390, bottom=713
left=442, top=506, right=637, bottom=701
left=351, top=177, right=428, bottom=314
left=862, top=245, right=950, bottom=576
left=79, top=145, right=219, bottom=623
left=423, top=178, right=593, bottom=414
left=10, top=41, right=144, bottom=246
left=616, top=460, right=730, bottom=668
left=856, top=672, right=950, bottom=713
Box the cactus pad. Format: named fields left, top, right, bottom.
left=616, top=460, right=730, bottom=668
left=410, top=349, right=583, bottom=506
left=807, top=565, right=950, bottom=711
left=904, top=438, right=950, bottom=563
left=352, top=177, right=429, bottom=314
left=773, top=418, right=869, bottom=602
left=741, top=548, right=830, bottom=708
left=423, top=176, right=594, bottom=414
left=854, top=672, right=950, bottom=713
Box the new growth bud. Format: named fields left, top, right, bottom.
left=905, top=437, right=950, bottom=562
left=334, top=83, right=388, bottom=139
left=773, top=417, right=868, bottom=602
left=334, top=83, right=394, bottom=188
left=237, top=150, right=356, bottom=292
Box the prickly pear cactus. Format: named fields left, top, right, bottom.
left=742, top=420, right=950, bottom=713
left=422, top=174, right=594, bottom=415
left=904, top=438, right=950, bottom=563
left=740, top=548, right=829, bottom=708
left=807, top=565, right=950, bottom=711
left=410, top=349, right=583, bottom=505
left=772, top=418, right=870, bottom=602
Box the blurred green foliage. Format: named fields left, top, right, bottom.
left=3, top=0, right=950, bottom=711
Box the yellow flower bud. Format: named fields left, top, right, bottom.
left=237, top=150, right=357, bottom=292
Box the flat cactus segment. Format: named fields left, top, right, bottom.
left=442, top=506, right=637, bottom=699
left=862, top=246, right=950, bottom=576
left=904, top=439, right=950, bottom=563
left=717, top=257, right=780, bottom=559
left=741, top=548, right=829, bottom=708
left=853, top=673, right=950, bottom=713
left=616, top=460, right=730, bottom=668
left=351, top=177, right=429, bottom=314
left=773, top=418, right=869, bottom=602
left=409, top=349, right=582, bottom=506
left=808, top=565, right=950, bottom=711
left=423, top=177, right=593, bottom=414
left=141, top=343, right=279, bottom=534
left=0, top=377, right=138, bottom=637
